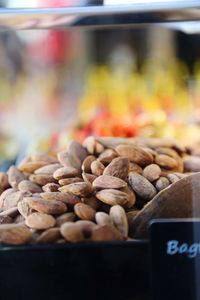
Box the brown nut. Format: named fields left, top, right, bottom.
left=142, top=164, right=161, bottom=182
left=36, top=228, right=61, bottom=244
left=42, top=183, right=60, bottom=192
left=0, top=224, right=32, bottom=245
left=61, top=182, right=93, bottom=197
left=29, top=174, right=57, bottom=186
left=7, top=166, right=26, bottom=189
left=25, top=197, right=67, bottom=215
left=128, top=172, right=157, bottom=201
left=155, top=154, right=178, bottom=170
left=155, top=176, right=170, bottom=192
left=56, top=212, right=76, bottom=226
left=58, top=177, right=83, bottom=186
left=82, top=173, right=97, bottom=185
left=91, top=160, right=105, bottom=176
left=74, top=203, right=96, bottom=221
left=82, top=155, right=96, bottom=173
left=93, top=175, right=127, bottom=190
left=103, top=157, right=129, bottom=180
left=110, top=205, right=128, bottom=238
left=25, top=212, right=56, bottom=229
left=18, top=180, right=42, bottom=193
left=91, top=224, right=123, bottom=241
left=18, top=162, right=47, bottom=174
left=60, top=222, right=84, bottom=242
left=34, top=163, right=62, bottom=175
left=81, top=196, right=101, bottom=211
left=96, top=189, right=129, bottom=206
left=53, top=167, right=79, bottom=180
left=116, top=145, right=153, bottom=166
left=98, top=149, right=118, bottom=165
left=95, top=212, right=113, bottom=226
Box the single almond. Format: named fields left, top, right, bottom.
left=91, top=224, right=123, bottom=241
left=34, top=163, right=62, bottom=175
left=155, top=176, right=170, bottom=192
left=82, top=136, right=96, bottom=154
left=74, top=203, right=96, bottom=221
left=30, top=154, right=58, bottom=164
left=57, top=151, right=81, bottom=170
left=143, top=164, right=161, bottom=182
left=67, top=140, right=88, bottom=163
left=18, top=161, right=47, bottom=173
left=116, top=145, right=153, bottom=166
left=18, top=200, right=34, bottom=218
left=56, top=212, right=76, bottom=226
left=42, top=183, right=60, bottom=192
left=82, top=172, right=97, bottom=185
left=103, top=157, right=129, bottom=180
left=98, top=149, right=118, bottom=165
left=60, top=222, right=84, bottom=242
left=36, top=228, right=61, bottom=243
left=25, top=197, right=67, bottom=215
left=18, top=180, right=42, bottom=193
left=120, top=186, right=136, bottom=208
left=128, top=172, right=157, bottom=201
left=7, top=166, right=26, bottom=189
left=155, top=154, right=178, bottom=170
left=156, top=147, right=179, bottom=159
left=41, top=192, right=77, bottom=204
left=29, top=174, right=57, bottom=186
left=2, top=191, right=27, bottom=210
left=61, top=182, right=93, bottom=197
left=53, top=167, right=79, bottom=180
left=58, top=177, right=82, bottom=186
left=25, top=212, right=56, bottom=229
left=0, top=224, right=32, bottom=245
left=0, top=188, right=17, bottom=209
left=93, top=175, right=127, bottom=189
left=82, top=155, right=96, bottom=173
left=110, top=205, right=128, bottom=237
left=91, top=160, right=105, bottom=176
left=96, top=189, right=129, bottom=206
left=53, top=190, right=80, bottom=207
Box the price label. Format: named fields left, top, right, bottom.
left=150, top=220, right=200, bottom=300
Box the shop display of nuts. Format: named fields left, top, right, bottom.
left=0, top=136, right=200, bottom=245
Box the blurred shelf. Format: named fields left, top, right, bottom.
left=0, top=1, right=199, bottom=30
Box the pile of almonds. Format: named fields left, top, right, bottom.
left=0, top=136, right=200, bottom=245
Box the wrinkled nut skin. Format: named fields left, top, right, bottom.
left=53, top=167, right=79, bottom=180
left=60, top=222, right=85, bottom=242
left=18, top=180, right=42, bottom=193
left=110, top=205, right=128, bottom=238
left=58, top=178, right=82, bottom=186
left=128, top=172, right=157, bottom=201
left=18, top=162, right=47, bottom=174
left=42, top=183, right=60, bottom=192
left=155, top=154, right=178, bottom=170
left=82, top=155, right=96, bottom=173
left=0, top=224, right=32, bottom=245
left=93, top=175, right=127, bottom=190
left=29, top=174, right=57, bottom=186
left=25, top=212, right=56, bottom=230
left=7, top=166, right=26, bottom=189
left=129, top=163, right=143, bottom=174
left=74, top=203, right=96, bottom=221
left=82, top=173, right=97, bottom=185
left=142, top=164, right=161, bottom=182
left=18, top=200, right=34, bottom=218
left=25, top=197, right=67, bottom=215
left=155, top=176, right=170, bottom=192
left=167, top=174, right=179, bottom=184
left=36, top=228, right=61, bottom=243
left=116, top=145, right=153, bottom=166
left=98, top=149, right=118, bottom=165
left=96, top=189, right=129, bottom=206
left=62, top=182, right=93, bottom=197
left=103, top=157, right=129, bottom=180
left=91, top=160, right=105, bottom=176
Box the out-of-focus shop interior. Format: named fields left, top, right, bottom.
left=1, top=0, right=200, bottom=169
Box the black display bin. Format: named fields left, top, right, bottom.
left=0, top=241, right=149, bottom=300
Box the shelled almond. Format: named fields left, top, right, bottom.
left=0, top=136, right=199, bottom=244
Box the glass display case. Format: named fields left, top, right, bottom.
left=0, top=1, right=200, bottom=300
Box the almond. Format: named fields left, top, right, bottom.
left=82, top=136, right=96, bottom=154
left=93, top=175, right=127, bottom=190
left=155, top=154, right=178, bottom=170
left=36, top=228, right=61, bottom=243
left=18, top=180, right=42, bottom=193
left=18, top=200, right=34, bottom=218
left=56, top=212, right=76, bottom=226
left=76, top=220, right=96, bottom=238
left=53, top=167, right=79, bottom=180
left=58, top=151, right=81, bottom=170
left=53, top=191, right=80, bottom=207
left=155, top=176, right=170, bottom=192
left=41, top=192, right=78, bottom=205
left=25, top=212, right=56, bottom=229
left=0, top=224, right=32, bottom=245
left=98, top=149, right=118, bottom=165
left=120, top=186, right=136, bottom=208
left=91, top=160, right=105, bottom=176
left=0, top=172, right=9, bottom=190
left=143, top=164, right=161, bottom=182
left=61, top=182, right=93, bottom=197
left=30, top=154, right=58, bottom=164
left=74, top=203, right=96, bottom=221
left=128, top=172, right=157, bottom=201
left=7, top=166, right=26, bottom=189
left=96, top=189, right=129, bottom=206
left=82, top=172, right=97, bottom=184
left=60, top=222, right=84, bottom=242
left=25, top=197, right=67, bottom=215
left=167, top=174, right=179, bottom=184
left=0, top=188, right=16, bottom=209
left=34, top=163, right=62, bottom=175
left=183, top=156, right=200, bottom=172
left=91, top=224, right=123, bottom=241
left=29, top=174, right=57, bottom=186
left=116, top=145, right=153, bottom=166
left=2, top=191, right=27, bottom=210
left=81, top=155, right=96, bottom=173
left=103, top=157, right=129, bottom=180
left=42, top=183, right=60, bottom=192
left=18, top=161, right=47, bottom=173
left=129, top=162, right=143, bottom=174
left=58, top=177, right=83, bottom=186
left=95, top=212, right=113, bottom=226
left=67, top=140, right=88, bottom=163
left=110, top=205, right=128, bottom=238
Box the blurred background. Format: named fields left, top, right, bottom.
left=1, top=0, right=200, bottom=169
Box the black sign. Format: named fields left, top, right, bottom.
left=150, top=219, right=200, bottom=300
